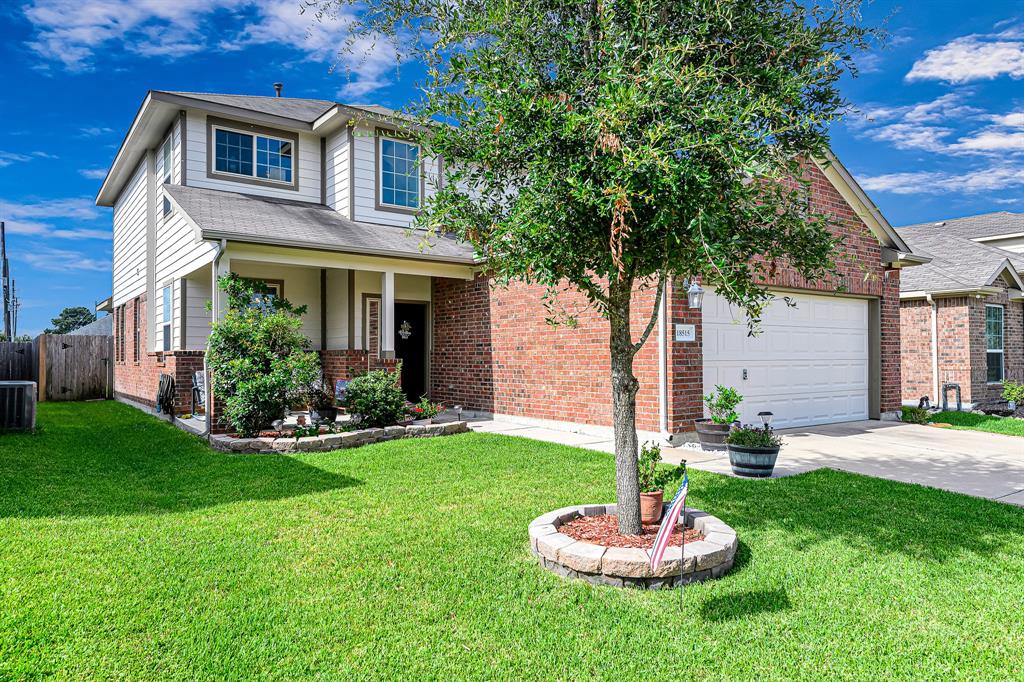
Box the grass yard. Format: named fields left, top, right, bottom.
left=930, top=410, right=1024, bottom=437
left=3, top=402, right=1024, bottom=680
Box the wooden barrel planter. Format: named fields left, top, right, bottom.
left=726, top=443, right=780, bottom=478
left=695, top=419, right=732, bottom=451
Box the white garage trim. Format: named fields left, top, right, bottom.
left=702, top=290, right=871, bottom=429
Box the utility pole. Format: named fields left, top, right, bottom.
left=11, top=279, right=19, bottom=339
left=1, top=221, right=11, bottom=341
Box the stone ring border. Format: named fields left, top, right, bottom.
left=528, top=504, right=738, bottom=589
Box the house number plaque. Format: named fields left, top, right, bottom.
left=674, top=324, right=696, bottom=342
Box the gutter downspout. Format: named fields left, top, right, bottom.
left=926, top=294, right=939, bottom=404
left=657, top=278, right=669, bottom=443
left=201, top=239, right=227, bottom=438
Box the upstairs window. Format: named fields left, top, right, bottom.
left=161, top=285, right=173, bottom=352
left=378, top=136, right=420, bottom=210
left=214, top=126, right=293, bottom=184
left=986, top=304, right=1004, bottom=383
left=162, top=136, right=172, bottom=183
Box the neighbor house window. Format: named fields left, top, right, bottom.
left=378, top=136, right=420, bottom=209
left=214, top=127, right=292, bottom=183
left=240, top=278, right=282, bottom=313
left=986, top=304, right=1004, bottom=383
left=162, top=136, right=172, bottom=183
left=116, top=305, right=125, bottom=363
left=161, top=285, right=172, bottom=352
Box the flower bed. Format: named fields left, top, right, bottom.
left=211, top=421, right=470, bottom=454
left=528, top=503, right=738, bottom=589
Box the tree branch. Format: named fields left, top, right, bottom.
left=631, top=268, right=666, bottom=356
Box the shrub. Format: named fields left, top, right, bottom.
left=703, top=385, right=743, bottom=424
left=341, top=367, right=407, bottom=428
left=1003, top=381, right=1024, bottom=406
left=726, top=425, right=782, bottom=448
left=207, top=274, right=320, bottom=437
left=901, top=406, right=930, bottom=425
left=637, top=442, right=685, bottom=493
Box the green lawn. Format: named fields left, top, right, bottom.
left=930, top=410, right=1024, bottom=437
left=2, top=402, right=1024, bottom=679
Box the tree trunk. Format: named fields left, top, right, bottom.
left=609, top=276, right=642, bottom=535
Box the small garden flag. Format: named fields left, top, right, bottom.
left=649, top=472, right=688, bottom=572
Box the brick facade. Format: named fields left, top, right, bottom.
left=113, top=294, right=206, bottom=415
left=900, top=284, right=1023, bottom=406
left=432, top=163, right=903, bottom=433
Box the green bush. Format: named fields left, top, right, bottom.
left=636, top=441, right=685, bottom=493
left=726, top=425, right=782, bottom=448
left=901, top=406, right=930, bottom=425
left=342, top=367, right=407, bottom=428
left=1002, top=381, right=1024, bottom=406
left=703, top=385, right=743, bottom=424
left=207, top=274, right=320, bottom=437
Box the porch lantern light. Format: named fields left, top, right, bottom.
left=758, top=411, right=774, bottom=428
left=686, top=280, right=705, bottom=310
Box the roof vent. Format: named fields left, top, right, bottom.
left=934, top=221, right=946, bottom=226
left=273, top=82, right=283, bottom=97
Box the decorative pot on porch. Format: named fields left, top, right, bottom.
left=695, top=419, right=733, bottom=451
left=725, top=425, right=783, bottom=478
left=310, top=406, right=339, bottom=424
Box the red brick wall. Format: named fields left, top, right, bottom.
left=432, top=163, right=903, bottom=431
left=899, top=288, right=1022, bottom=406
left=113, top=294, right=206, bottom=414
left=320, top=349, right=398, bottom=386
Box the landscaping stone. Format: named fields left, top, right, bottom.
left=528, top=504, right=736, bottom=590
left=210, top=421, right=471, bottom=456
left=296, top=436, right=321, bottom=451
left=272, top=438, right=296, bottom=453
left=384, top=426, right=406, bottom=439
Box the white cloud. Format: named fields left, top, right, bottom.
left=991, top=112, right=1024, bottom=127
left=0, top=150, right=57, bottom=168
left=858, top=165, right=1024, bottom=195
left=79, top=168, right=108, bottom=179
left=865, top=123, right=953, bottom=152
left=0, top=198, right=109, bottom=242
left=21, top=247, right=109, bottom=273
left=950, top=130, right=1024, bottom=153
left=79, top=126, right=114, bottom=137
left=907, top=33, right=1024, bottom=83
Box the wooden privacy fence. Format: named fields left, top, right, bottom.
left=0, top=335, right=113, bottom=401
left=0, top=342, right=34, bottom=382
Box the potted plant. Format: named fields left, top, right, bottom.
left=409, top=396, right=443, bottom=424
left=725, top=424, right=783, bottom=478
left=636, top=442, right=665, bottom=523
left=306, top=382, right=338, bottom=424
left=696, top=385, right=742, bottom=451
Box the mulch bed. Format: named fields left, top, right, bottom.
left=560, top=514, right=703, bottom=550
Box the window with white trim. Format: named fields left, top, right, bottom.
left=161, top=285, right=173, bottom=352
left=986, top=304, right=1004, bottom=383
left=378, top=137, right=420, bottom=209
left=162, top=136, right=172, bottom=184
left=214, top=127, right=293, bottom=183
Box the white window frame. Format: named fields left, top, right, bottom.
left=161, top=284, right=173, bottom=352
left=377, top=134, right=422, bottom=211
left=985, top=304, right=1004, bottom=384
left=211, top=124, right=295, bottom=186
left=161, top=135, right=173, bottom=184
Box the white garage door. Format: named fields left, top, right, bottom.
left=702, top=290, right=869, bottom=429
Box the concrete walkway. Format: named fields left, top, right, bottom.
left=468, top=417, right=1024, bottom=506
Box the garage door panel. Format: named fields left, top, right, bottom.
left=702, top=290, right=870, bottom=429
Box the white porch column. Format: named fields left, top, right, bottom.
left=380, top=270, right=395, bottom=358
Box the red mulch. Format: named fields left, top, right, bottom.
left=560, top=514, right=703, bottom=550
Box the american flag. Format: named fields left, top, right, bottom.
left=649, top=471, right=688, bottom=572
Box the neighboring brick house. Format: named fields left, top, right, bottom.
left=97, top=90, right=924, bottom=439
left=898, top=214, right=1024, bottom=408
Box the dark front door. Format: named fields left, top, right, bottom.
left=394, top=302, right=428, bottom=402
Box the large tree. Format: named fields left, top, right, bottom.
left=45, top=306, right=96, bottom=334
left=317, top=0, right=874, bottom=533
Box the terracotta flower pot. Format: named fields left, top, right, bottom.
left=640, top=490, right=664, bottom=524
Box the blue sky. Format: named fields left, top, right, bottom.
left=0, top=1, right=1023, bottom=335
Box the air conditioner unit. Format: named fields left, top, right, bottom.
left=0, top=381, right=37, bottom=432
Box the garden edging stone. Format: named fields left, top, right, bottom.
left=211, top=421, right=470, bottom=454
left=528, top=504, right=737, bottom=590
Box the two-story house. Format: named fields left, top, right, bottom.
left=98, top=89, right=924, bottom=439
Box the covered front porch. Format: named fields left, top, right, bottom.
left=175, top=241, right=476, bottom=408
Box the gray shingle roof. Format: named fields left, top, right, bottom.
left=159, top=92, right=337, bottom=123
left=165, top=184, right=477, bottom=265
left=897, top=224, right=1024, bottom=293
left=901, top=211, right=1024, bottom=239
left=68, top=315, right=113, bottom=336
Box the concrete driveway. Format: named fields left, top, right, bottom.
left=672, top=421, right=1024, bottom=505
left=469, top=417, right=1024, bottom=506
